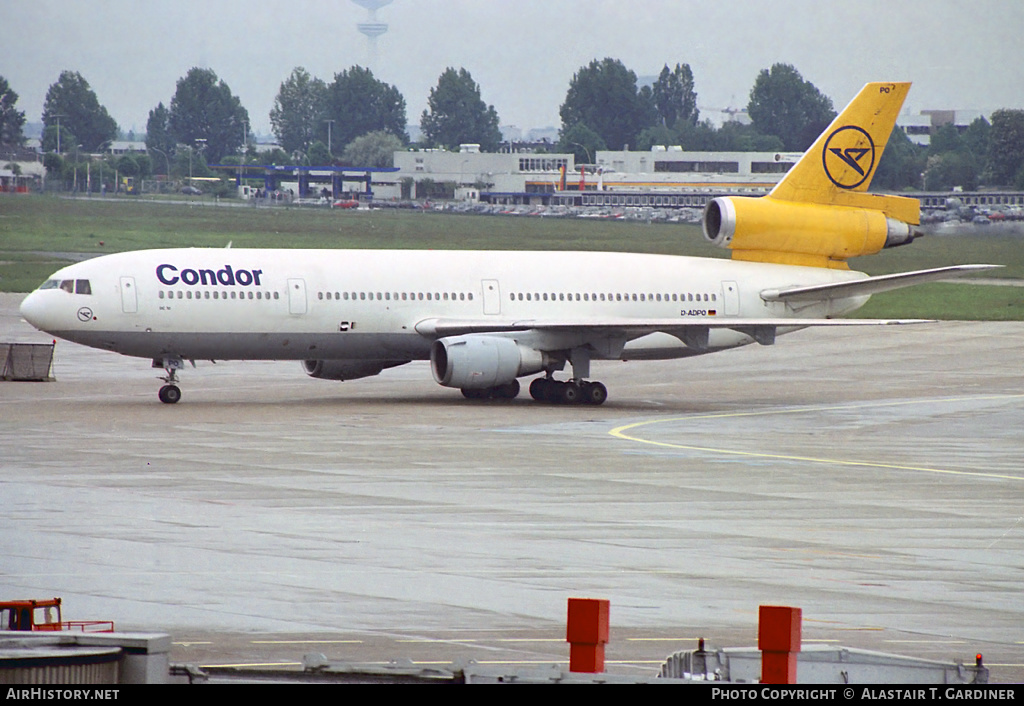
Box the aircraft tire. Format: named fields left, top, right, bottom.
left=159, top=385, right=181, bottom=404
left=583, top=381, right=608, bottom=405
left=558, top=382, right=580, bottom=405
left=530, top=377, right=553, bottom=402
left=496, top=379, right=520, bottom=399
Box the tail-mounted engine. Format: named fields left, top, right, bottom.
left=703, top=196, right=917, bottom=270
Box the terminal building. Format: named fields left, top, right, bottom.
left=391, top=145, right=802, bottom=207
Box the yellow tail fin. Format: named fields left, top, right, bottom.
left=769, top=81, right=918, bottom=224
left=703, top=82, right=921, bottom=269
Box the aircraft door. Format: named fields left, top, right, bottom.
left=120, top=276, right=138, bottom=313
left=287, top=278, right=307, bottom=315
left=722, top=281, right=740, bottom=316
left=481, top=279, right=500, bottom=315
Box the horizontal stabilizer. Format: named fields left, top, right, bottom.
left=760, top=265, right=1002, bottom=303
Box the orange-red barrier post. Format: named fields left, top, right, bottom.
left=566, top=597, right=610, bottom=673
left=758, top=605, right=802, bottom=684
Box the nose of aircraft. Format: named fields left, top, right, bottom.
left=20, top=291, right=51, bottom=332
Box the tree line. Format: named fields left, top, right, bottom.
left=3, top=62, right=1024, bottom=192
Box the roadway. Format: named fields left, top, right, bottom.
left=2, top=293, right=1022, bottom=680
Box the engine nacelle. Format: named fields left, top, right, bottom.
left=703, top=196, right=914, bottom=269
left=431, top=335, right=547, bottom=390
left=303, top=359, right=408, bottom=381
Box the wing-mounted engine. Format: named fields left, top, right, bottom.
left=303, top=359, right=409, bottom=381
left=431, top=335, right=549, bottom=390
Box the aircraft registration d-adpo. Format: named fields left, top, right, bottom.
left=20, top=82, right=996, bottom=404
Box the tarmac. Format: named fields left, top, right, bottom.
left=2, top=292, right=1022, bottom=680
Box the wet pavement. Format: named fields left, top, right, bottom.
left=2, top=293, right=1022, bottom=680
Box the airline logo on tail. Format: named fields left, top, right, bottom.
left=822, top=126, right=875, bottom=188
left=770, top=81, right=910, bottom=204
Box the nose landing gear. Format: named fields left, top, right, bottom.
left=154, top=357, right=185, bottom=404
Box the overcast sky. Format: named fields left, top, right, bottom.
left=4, top=0, right=1022, bottom=138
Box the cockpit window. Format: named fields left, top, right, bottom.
left=75, top=280, right=91, bottom=295
left=38, top=279, right=60, bottom=290
left=59, top=280, right=74, bottom=293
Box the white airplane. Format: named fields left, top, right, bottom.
left=20, top=82, right=995, bottom=405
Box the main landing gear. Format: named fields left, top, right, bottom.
left=527, top=346, right=608, bottom=405
left=529, top=376, right=608, bottom=405
left=155, top=357, right=185, bottom=404
left=458, top=376, right=609, bottom=405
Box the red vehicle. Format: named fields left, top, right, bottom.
left=1, top=598, right=114, bottom=633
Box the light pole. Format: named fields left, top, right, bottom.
left=323, top=119, right=335, bottom=157
left=569, top=142, right=592, bottom=165
left=239, top=120, right=248, bottom=186
left=52, top=114, right=65, bottom=154
left=150, top=146, right=170, bottom=181
left=190, top=138, right=206, bottom=186
left=73, top=144, right=82, bottom=193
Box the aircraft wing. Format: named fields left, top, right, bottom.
left=760, top=264, right=1001, bottom=303
left=415, top=316, right=930, bottom=341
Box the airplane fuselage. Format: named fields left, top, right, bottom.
left=20, top=247, right=868, bottom=365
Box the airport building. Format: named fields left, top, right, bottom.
left=391, top=145, right=802, bottom=206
